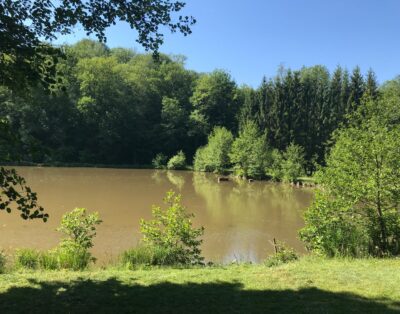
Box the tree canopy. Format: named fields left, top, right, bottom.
left=0, top=0, right=195, bottom=89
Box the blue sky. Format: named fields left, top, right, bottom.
left=54, top=0, right=400, bottom=87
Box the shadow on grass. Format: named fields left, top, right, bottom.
left=0, top=278, right=399, bottom=313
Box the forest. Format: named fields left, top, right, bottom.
left=0, top=39, right=382, bottom=174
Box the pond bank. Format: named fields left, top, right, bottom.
left=1, top=162, right=316, bottom=186
left=0, top=257, right=399, bottom=313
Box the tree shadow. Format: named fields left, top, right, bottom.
left=0, top=277, right=399, bottom=313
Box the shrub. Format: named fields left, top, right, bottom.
left=300, top=192, right=370, bottom=257
left=140, top=191, right=204, bottom=265
left=0, top=251, right=6, bottom=273
left=167, top=150, right=186, bottom=170
left=57, top=208, right=102, bottom=250
left=266, top=144, right=305, bottom=182
left=193, top=127, right=233, bottom=173
left=15, top=249, right=40, bottom=269
left=229, top=121, right=268, bottom=179
left=280, top=143, right=305, bottom=183
left=56, top=207, right=102, bottom=269
left=264, top=241, right=299, bottom=267
left=193, top=147, right=208, bottom=172
left=152, top=153, right=168, bottom=169
left=267, top=149, right=284, bottom=181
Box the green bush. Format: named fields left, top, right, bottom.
left=57, top=208, right=102, bottom=250
left=299, top=192, right=370, bottom=257
left=267, top=149, right=284, bottom=181
left=167, top=150, right=186, bottom=170
left=281, top=143, right=306, bottom=183
left=193, top=127, right=233, bottom=173
left=266, top=144, right=305, bottom=183
left=229, top=121, right=268, bottom=179
left=140, top=191, right=204, bottom=265
left=15, top=249, right=40, bottom=269
left=300, top=98, right=400, bottom=257
left=152, top=153, right=168, bottom=169
left=121, top=245, right=183, bottom=268
left=264, top=241, right=299, bottom=267
left=193, top=147, right=209, bottom=172
left=0, top=251, right=6, bottom=273
left=56, top=208, right=102, bottom=269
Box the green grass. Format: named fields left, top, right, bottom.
left=0, top=257, right=399, bottom=313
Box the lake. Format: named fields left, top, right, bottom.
left=0, top=167, right=314, bottom=264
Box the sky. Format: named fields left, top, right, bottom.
left=54, top=0, right=400, bottom=87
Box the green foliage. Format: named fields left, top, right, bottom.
left=57, top=208, right=102, bottom=250
left=300, top=97, right=400, bottom=257
left=15, top=247, right=92, bottom=271
left=57, top=208, right=102, bottom=249
left=140, top=191, right=204, bottom=265
left=190, top=70, right=239, bottom=132
left=0, top=41, right=378, bottom=170
left=14, top=208, right=102, bottom=271
left=266, top=144, right=305, bottom=182
left=229, top=121, right=268, bottom=179
left=193, top=127, right=233, bottom=173
left=280, top=143, right=306, bottom=183
left=267, top=149, right=284, bottom=181
left=264, top=241, right=299, bottom=267
left=0, top=167, right=48, bottom=221
left=0, top=251, right=6, bottom=273
left=56, top=208, right=102, bottom=269
left=15, top=249, right=40, bottom=269
left=54, top=245, right=92, bottom=271
left=152, top=153, right=168, bottom=169
left=300, top=192, right=370, bottom=257
left=167, top=151, right=186, bottom=170
left=121, top=245, right=183, bottom=268
left=38, top=250, right=59, bottom=270
left=0, top=0, right=195, bottom=90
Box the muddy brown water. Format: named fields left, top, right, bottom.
left=0, top=167, right=314, bottom=264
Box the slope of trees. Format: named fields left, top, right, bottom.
left=0, top=40, right=381, bottom=171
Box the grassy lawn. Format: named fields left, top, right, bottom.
left=0, top=257, right=399, bottom=313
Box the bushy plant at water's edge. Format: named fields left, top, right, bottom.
left=264, top=241, right=299, bottom=267
left=152, top=153, right=168, bottom=169
left=280, top=143, right=306, bottom=183
left=14, top=208, right=102, bottom=271
left=57, top=208, right=102, bottom=268
left=266, top=143, right=305, bottom=183
left=139, top=191, right=204, bottom=265
left=229, top=121, right=268, bottom=179
left=167, top=151, right=186, bottom=170
left=193, top=126, right=233, bottom=173
left=57, top=208, right=102, bottom=250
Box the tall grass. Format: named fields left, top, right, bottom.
left=15, top=249, right=41, bottom=269
left=121, top=245, right=184, bottom=268
left=0, top=251, right=6, bottom=273
left=14, top=248, right=92, bottom=271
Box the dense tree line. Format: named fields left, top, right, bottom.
left=300, top=78, right=400, bottom=257
left=0, top=40, right=380, bottom=170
